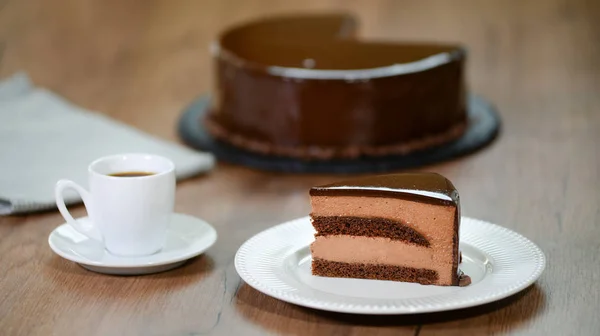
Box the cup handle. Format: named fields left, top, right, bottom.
left=55, top=179, right=103, bottom=242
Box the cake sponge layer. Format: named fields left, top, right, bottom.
left=312, top=258, right=439, bottom=285
left=312, top=215, right=430, bottom=246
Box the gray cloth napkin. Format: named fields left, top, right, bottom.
left=0, top=73, right=215, bottom=215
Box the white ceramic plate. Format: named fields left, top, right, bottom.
left=49, top=213, right=217, bottom=275
left=234, top=216, right=545, bottom=314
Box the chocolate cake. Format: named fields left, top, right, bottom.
left=205, top=14, right=468, bottom=160
left=309, top=172, right=471, bottom=286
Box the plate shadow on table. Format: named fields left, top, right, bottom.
left=44, top=254, right=216, bottom=298
left=234, top=283, right=546, bottom=333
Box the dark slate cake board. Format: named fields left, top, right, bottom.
left=177, top=94, right=501, bottom=174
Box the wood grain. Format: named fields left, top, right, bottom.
left=1, top=0, right=599, bottom=335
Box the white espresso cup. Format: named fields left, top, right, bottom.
left=55, top=153, right=176, bottom=257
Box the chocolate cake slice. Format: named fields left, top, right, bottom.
left=309, top=172, right=470, bottom=286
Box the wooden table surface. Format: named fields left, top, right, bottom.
left=1, top=0, right=599, bottom=335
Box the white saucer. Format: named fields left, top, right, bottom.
left=49, top=213, right=217, bottom=275
left=234, top=216, right=546, bottom=315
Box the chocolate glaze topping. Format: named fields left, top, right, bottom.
left=458, top=270, right=472, bottom=287
left=205, top=13, right=468, bottom=160
left=310, top=172, right=459, bottom=206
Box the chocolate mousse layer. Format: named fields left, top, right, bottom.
left=309, top=172, right=469, bottom=286
left=205, top=14, right=468, bottom=160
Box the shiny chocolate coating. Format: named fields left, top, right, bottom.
left=205, top=14, right=468, bottom=160
left=310, top=172, right=459, bottom=206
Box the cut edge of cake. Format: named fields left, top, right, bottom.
left=309, top=172, right=471, bottom=287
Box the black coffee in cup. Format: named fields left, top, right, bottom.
left=109, top=171, right=155, bottom=177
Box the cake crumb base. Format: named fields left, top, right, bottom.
left=312, top=258, right=446, bottom=286
left=205, top=114, right=467, bottom=160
